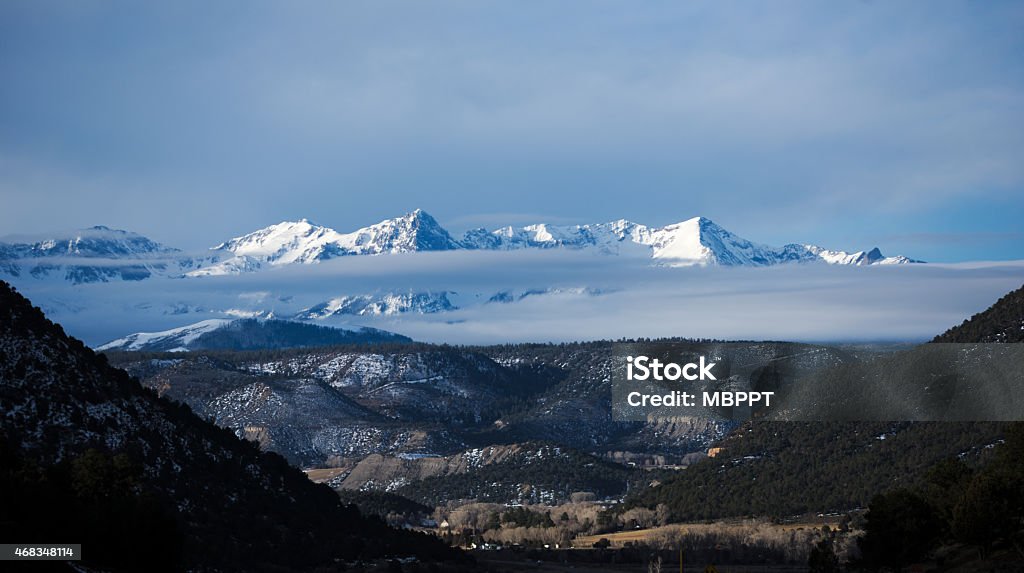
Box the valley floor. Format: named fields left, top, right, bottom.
left=474, top=552, right=809, bottom=573
left=570, top=516, right=846, bottom=550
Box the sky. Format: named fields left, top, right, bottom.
left=1, top=1, right=1023, bottom=262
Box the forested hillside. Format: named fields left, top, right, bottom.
left=624, top=283, right=1024, bottom=566
left=625, top=421, right=1003, bottom=520
left=933, top=282, right=1024, bottom=342
left=0, top=281, right=462, bottom=571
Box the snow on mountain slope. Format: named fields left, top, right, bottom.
left=2, top=211, right=922, bottom=286
left=213, top=219, right=347, bottom=265
left=205, top=210, right=461, bottom=273
left=460, top=219, right=647, bottom=254
left=97, top=319, right=231, bottom=351
left=184, top=255, right=263, bottom=277
left=334, top=208, right=462, bottom=254
left=462, top=216, right=919, bottom=267
left=641, top=216, right=777, bottom=265
left=209, top=210, right=920, bottom=269
left=803, top=245, right=921, bottom=266
left=0, top=226, right=189, bottom=283
left=875, top=255, right=920, bottom=265
left=297, top=291, right=457, bottom=318
left=7, top=225, right=179, bottom=258
left=96, top=318, right=412, bottom=352
left=464, top=223, right=597, bottom=250
left=487, top=287, right=608, bottom=303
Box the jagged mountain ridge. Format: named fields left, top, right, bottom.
left=0, top=225, right=191, bottom=283
left=218, top=209, right=461, bottom=259
left=0, top=225, right=177, bottom=259
left=463, top=216, right=810, bottom=266
left=211, top=211, right=919, bottom=270
left=0, top=210, right=921, bottom=284
left=462, top=215, right=921, bottom=266
left=190, top=209, right=462, bottom=276
left=296, top=291, right=457, bottom=318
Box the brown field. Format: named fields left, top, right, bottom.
left=475, top=552, right=810, bottom=572
left=303, top=467, right=348, bottom=483
left=473, top=554, right=643, bottom=573
left=573, top=524, right=686, bottom=548
left=573, top=516, right=844, bottom=549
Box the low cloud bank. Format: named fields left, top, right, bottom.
left=10, top=249, right=1024, bottom=346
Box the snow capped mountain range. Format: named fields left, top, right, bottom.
left=0, top=209, right=932, bottom=346
left=199, top=210, right=917, bottom=271
left=193, top=210, right=461, bottom=276
left=0, top=209, right=921, bottom=285
left=462, top=216, right=917, bottom=266
left=244, top=211, right=916, bottom=268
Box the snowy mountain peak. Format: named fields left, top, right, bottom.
left=215, top=219, right=345, bottom=265
left=0, top=226, right=185, bottom=284
left=11, top=226, right=181, bottom=258
left=640, top=215, right=778, bottom=265
left=800, top=244, right=921, bottom=266
left=204, top=209, right=462, bottom=273
left=353, top=209, right=461, bottom=254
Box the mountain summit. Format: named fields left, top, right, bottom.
left=0, top=226, right=183, bottom=283
left=193, top=210, right=462, bottom=276
left=344, top=208, right=462, bottom=254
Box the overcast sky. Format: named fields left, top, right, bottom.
left=1, top=1, right=1022, bottom=261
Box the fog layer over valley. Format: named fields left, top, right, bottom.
left=13, top=247, right=1024, bottom=346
